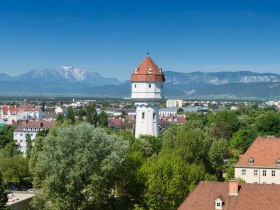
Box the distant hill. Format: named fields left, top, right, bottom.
left=163, top=71, right=280, bottom=99
left=1, top=68, right=280, bottom=99
left=0, top=73, right=12, bottom=81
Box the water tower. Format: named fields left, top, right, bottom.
left=131, top=55, right=165, bottom=137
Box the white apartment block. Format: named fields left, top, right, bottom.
left=14, top=120, right=54, bottom=154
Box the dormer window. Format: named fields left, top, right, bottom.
left=276, top=159, right=280, bottom=165
left=248, top=158, right=254, bottom=164
left=215, top=198, right=223, bottom=209
left=148, top=68, right=152, bottom=74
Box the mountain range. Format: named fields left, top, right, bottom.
left=1, top=67, right=280, bottom=99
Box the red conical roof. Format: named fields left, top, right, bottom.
left=131, top=56, right=165, bottom=82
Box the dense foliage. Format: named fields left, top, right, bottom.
left=30, top=123, right=128, bottom=209
left=0, top=175, right=8, bottom=209
left=2, top=104, right=280, bottom=209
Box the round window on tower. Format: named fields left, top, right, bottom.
left=148, top=68, right=152, bottom=74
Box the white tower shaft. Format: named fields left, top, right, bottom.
left=135, top=102, right=159, bottom=138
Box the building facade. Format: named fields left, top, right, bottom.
left=235, top=137, right=280, bottom=184
left=166, top=99, right=183, bottom=108
left=131, top=56, right=165, bottom=137
left=14, top=119, right=54, bottom=154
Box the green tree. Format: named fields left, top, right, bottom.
left=208, top=111, right=239, bottom=139
left=86, top=104, right=97, bottom=126
left=76, top=109, right=86, bottom=121
left=140, top=153, right=214, bottom=210
left=138, top=135, right=162, bottom=158
left=230, top=129, right=257, bottom=153
left=98, top=111, right=108, bottom=128
left=0, top=125, right=14, bottom=148
left=29, top=136, right=45, bottom=188
left=56, top=113, right=64, bottom=124
left=208, top=139, right=229, bottom=179
left=65, top=106, right=75, bottom=123
left=255, top=111, right=280, bottom=136
left=31, top=123, right=128, bottom=210
left=161, top=127, right=213, bottom=169
left=120, top=110, right=127, bottom=119
left=0, top=175, right=8, bottom=210
left=0, top=156, right=30, bottom=184
left=177, top=108, right=184, bottom=114
left=0, top=142, right=21, bottom=158
left=225, top=165, right=235, bottom=181
left=25, top=134, right=32, bottom=159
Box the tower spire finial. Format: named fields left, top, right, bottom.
left=147, top=52, right=150, bottom=57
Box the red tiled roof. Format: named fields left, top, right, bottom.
left=108, top=118, right=123, bottom=128
left=235, top=137, right=280, bottom=168
left=1, top=105, right=41, bottom=115
left=15, top=120, right=55, bottom=130
left=160, top=116, right=186, bottom=124
left=1, top=105, right=21, bottom=115
left=131, top=56, right=165, bottom=82
left=178, top=181, right=280, bottom=210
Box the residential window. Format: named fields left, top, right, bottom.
left=215, top=198, right=223, bottom=210
left=242, top=169, right=246, bottom=175
left=254, top=170, right=258, bottom=176
left=263, top=170, right=266, bottom=176
left=272, top=170, right=276, bottom=177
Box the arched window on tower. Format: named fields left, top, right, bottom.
left=148, top=84, right=151, bottom=88
left=142, top=112, right=145, bottom=120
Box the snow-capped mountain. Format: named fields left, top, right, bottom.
left=13, top=67, right=120, bottom=85
left=164, top=71, right=280, bottom=86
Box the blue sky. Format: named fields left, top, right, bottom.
left=1, top=0, right=280, bottom=80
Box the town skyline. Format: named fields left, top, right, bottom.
left=1, top=0, right=280, bottom=80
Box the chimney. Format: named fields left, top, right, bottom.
left=229, top=179, right=239, bottom=196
